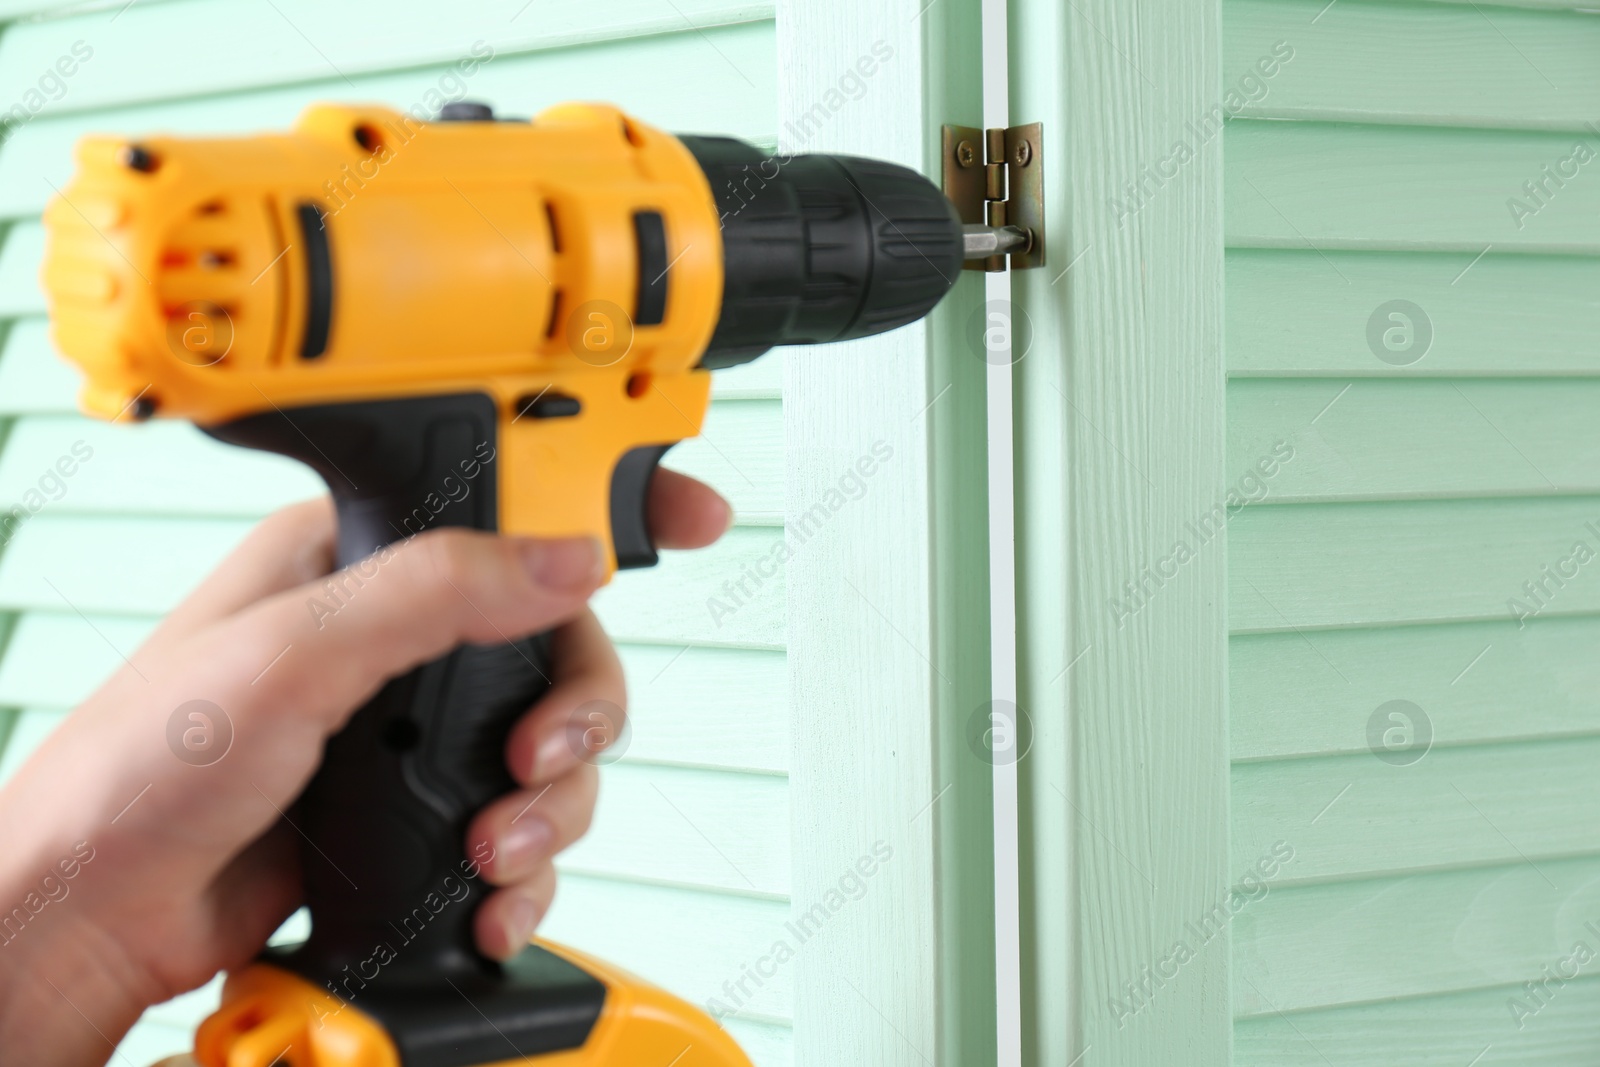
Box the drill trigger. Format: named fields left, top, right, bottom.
left=609, top=443, right=673, bottom=570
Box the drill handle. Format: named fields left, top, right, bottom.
left=209, top=392, right=545, bottom=986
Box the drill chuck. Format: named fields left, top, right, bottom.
left=680, top=135, right=965, bottom=369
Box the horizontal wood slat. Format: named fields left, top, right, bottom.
left=1226, top=120, right=1600, bottom=253
left=1234, top=856, right=1600, bottom=1016
left=1231, top=615, right=1600, bottom=762
left=1226, top=0, right=1600, bottom=131
left=1230, top=378, right=1600, bottom=501
left=563, top=761, right=789, bottom=895
left=0, top=417, right=321, bottom=515
left=599, top=528, right=785, bottom=647
left=1226, top=249, right=1600, bottom=377
left=0, top=0, right=773, bottom=117
left=1235, top=976, right=1600, bottom=1065
left=1233, top=737, right=1600, bottom=883
left=1408, top=0, right=1600, bottom=9
left=618, top=644, right=787, bottom=772
left=1230, top=496, right=1600, bottom=632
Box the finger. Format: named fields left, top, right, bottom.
left=649, top=467, right=731, bottom=550
left=201, top=528, right=607, bottom=744
left=505, top=610, right=626, bottom=787
left=203, top=821, right=304, bottom=971
left=137, top=497, right=335, bottom=661
left=467, top=762, right=598, bottom=887
left=475, top=861, right=557, bottom=960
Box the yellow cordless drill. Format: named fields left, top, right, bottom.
left=41, top=99, right=990, bottom=1067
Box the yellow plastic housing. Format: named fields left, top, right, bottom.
left=41, top=102, right=723, bottom=565
left=190, top=940, right=752, bottom=1067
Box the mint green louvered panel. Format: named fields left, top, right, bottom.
left=1226, top=0, right=1600, bottom=1062
left=0, top=2, right=791, bottom=1062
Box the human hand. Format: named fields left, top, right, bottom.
left=0, top=469, right=730, bottom=1066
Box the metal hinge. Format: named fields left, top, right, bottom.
left=942, top=122, right=1045, bottom=272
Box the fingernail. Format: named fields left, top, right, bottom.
left=497, top=815, right=554, bottom=875
left=532, top=724, right=582, bottom=782
left=502, top=893, right=540, bottom=952
left=519, top=537, right=604, bottom=591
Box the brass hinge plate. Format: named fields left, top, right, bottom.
left=942, top=122, right=1045, bottom=271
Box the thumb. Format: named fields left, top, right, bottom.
left=95, top=531, right=606, bottom=864
left=219, top=529, right=606, bottom=738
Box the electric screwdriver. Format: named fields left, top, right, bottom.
left=41, top=99, right=982, bottom=1067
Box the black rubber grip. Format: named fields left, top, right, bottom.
left=296, top=201, right=333, bottom=360
left=632, top=210, right=668, bottom=327
left=206, top=394, right=606, bottom=1066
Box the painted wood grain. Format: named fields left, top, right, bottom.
left=0, top=26, right=777, bottom=222
left=1233, top=856, right=1600, bottom=1015
left=1408, top=0, right=1600, bottom=9
left=1221, top=0, right=1600, bottom=1062
left=1235, top=976, right=1600, bottom=1066
left=1231, top=615, right=1600, bottom=762
left=1230, top=378, right=1600, bottom=501
left=1226, top=0, right=1600, bottom=131
left=1226, top=248, right=1600, bottom=378
left=617, top=644, right=787, bottom=773
left=0, top=0, right=773, bottom=115
left=598, top=529, right=785, bottom=648
left=1010, top=0, right=1230, bottom=1063
left=1233, top=737, right=1600, bottom=882
left=779, top=1, right=994, bottom=1065
left=561, top=761, right=790, bottom=896
left=0, top=416, right=321, bottom=515
left=1230, top=496, right=1600, bottom=632
left=1226, top=119, right=1600, bottom=252
left=0, top=512, right=246, bottom=614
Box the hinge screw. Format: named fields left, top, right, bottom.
left=956, top=140, right=977, bottom=168
left=1013, top=139, right=1032, bottom=168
